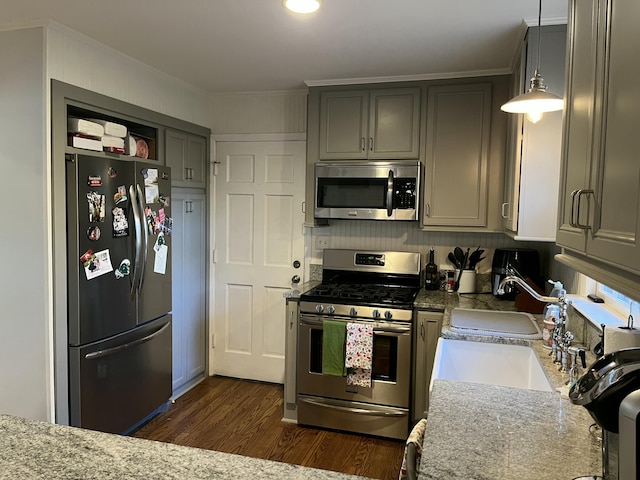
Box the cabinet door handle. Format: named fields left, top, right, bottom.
left=420, top=321, right=425, bottom=340
left=569, top=190, right=579, bottom=227
left=369, top=137, right=374, bottom=152
left=501, top=202, right=509, bottom=219
left=289, top=310, right=294, bottom=329
left=360, top=138, right=366, bottom=152
left=424, top=203, right=431, bottom=218
left=574, top=189, right=594, bottom=230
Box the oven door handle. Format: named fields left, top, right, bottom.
left=299, top=397, right=406, bottom=417
left=300, top=316, right=410, bottom=334
left=300, top=317, right=324, bottom=327
left=375, top=326, right=411, bottom=334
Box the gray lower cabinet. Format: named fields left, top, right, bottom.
left=166, top=130, right=207, bottom=189
left=318, top=87, right=421, bottom=160
left=421, top=83, right=492, bottom=228
left=412, top=310, right=443, bottom=423
left=171, top=189, right=207, bottom=394
left=557, top=0, right=640, bottom=277
left=283, top=298, right=299, bottom=422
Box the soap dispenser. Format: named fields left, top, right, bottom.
left=542, top=281, right=564, bottom=349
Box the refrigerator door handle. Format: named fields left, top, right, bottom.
left=84, top=320, right=171, bottom=360
left=129, top=184, right=143, bottom=298
left=136, top=184, right=149, bottom=293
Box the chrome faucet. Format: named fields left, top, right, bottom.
left=496, top=270, right=574, bottom=373
left=567, top=345, right=587, bottom=385
left=496, top=273, right=560, bottom=304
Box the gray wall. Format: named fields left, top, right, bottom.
left=0, top=22, right=214, bottom=422
left=0, top=27, right=49, bottom=420
left=209, top=91, right=307, bottom=134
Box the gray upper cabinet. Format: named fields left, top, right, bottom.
left=502, top=25, right=566, bottom=241
left=166, top=129, right=207, bottom=188
left=318, top=87, right=420, bottom=160
left=557, top=0, right=640, bottom=275
left=422, top=83, right=492, bottom=228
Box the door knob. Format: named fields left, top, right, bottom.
left=292, top=275, right=300, bottom=284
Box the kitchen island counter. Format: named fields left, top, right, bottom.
left=0, top=414, right=370, bottom=480
left=414, top=290, right=603, bottom=479
left=418, top=379, right=601, bottom=480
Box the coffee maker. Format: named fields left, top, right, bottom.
left=570, top=348, right=640, bottom=479
left=491, top=248, right=540, bottom=299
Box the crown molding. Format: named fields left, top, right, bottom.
left=305, top=68, right=511, bottom=87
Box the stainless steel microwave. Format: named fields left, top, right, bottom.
left=314, top=161, right=422, bottom=220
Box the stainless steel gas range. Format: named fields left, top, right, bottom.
left=297, top=249, right=421, bottom=440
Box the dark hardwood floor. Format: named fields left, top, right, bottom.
left=133, top=376, right=405, bottom=480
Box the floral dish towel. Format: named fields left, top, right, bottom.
left=345, top=323, right=373, bottom=387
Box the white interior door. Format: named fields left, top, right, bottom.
left=213, top=140, right=305, bottom=383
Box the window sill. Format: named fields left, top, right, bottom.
left=568, top=294, right=628, bottom=330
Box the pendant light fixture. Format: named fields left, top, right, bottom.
left=501, top=0, right=563, bottom=123
left=283, top=0, right=321, bottom=14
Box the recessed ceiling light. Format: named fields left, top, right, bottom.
left=283, top=0, right=321, bottom=14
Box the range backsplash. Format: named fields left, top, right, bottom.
left=307, top=220, right=562, bottom=280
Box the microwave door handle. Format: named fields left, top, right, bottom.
left=386, top=170, right=394, bottom=217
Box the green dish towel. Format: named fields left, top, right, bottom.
left=322, top=320, right=347, bottom=376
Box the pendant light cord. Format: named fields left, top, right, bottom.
left=535, top=0, right=542, bottom=73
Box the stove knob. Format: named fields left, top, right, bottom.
left=349, top=307, right=358, bottom=317
left=372, top=309, right=381, bottom=318
left=315, top=305, right=324, bottom=313
left=326, top=305, right=335, bottom=315
left=384, top=310, right=393, bottom=320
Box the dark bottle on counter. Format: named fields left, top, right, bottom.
left=425, top=248, right=439, bottom=290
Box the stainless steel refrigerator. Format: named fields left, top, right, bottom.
left=66, top=153, right=172, bottom=434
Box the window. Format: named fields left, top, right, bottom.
left=596, top=283, right=634, bottom=317
left=578, top=273, right=638, bottom=324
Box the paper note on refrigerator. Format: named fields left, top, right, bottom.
left=154, top=244, right=168, bottom=274
left=142, top=168, right=159, bottom=204
left=83, top=249, right=114, bottom=280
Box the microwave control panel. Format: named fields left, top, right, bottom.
left=394, top=178, right=417, bottom=209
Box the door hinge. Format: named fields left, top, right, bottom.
left=212, top=249, right=217, bottom=264
left=301, top=201, right=306, bottom=214
left=212, top=161, right=221, bottom=176
left=211, top=333, right=216, bottom=349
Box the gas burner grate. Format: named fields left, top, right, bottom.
left=302, top=283, right=418, bottom=307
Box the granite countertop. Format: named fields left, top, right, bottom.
left=0, top=414, right=370, bottom=480
left=415, top=289, right=603, bottom=480
left=283, top=280, right=320, bottom=300
left=419, top=380, right=601, bottom=480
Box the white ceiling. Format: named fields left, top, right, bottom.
left=1, top=0, right=568, bottom=93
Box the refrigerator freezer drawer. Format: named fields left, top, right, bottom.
left=69, top=315, right=172, bottom=434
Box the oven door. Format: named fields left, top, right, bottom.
left=297, top=314, right=411, bottom=408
